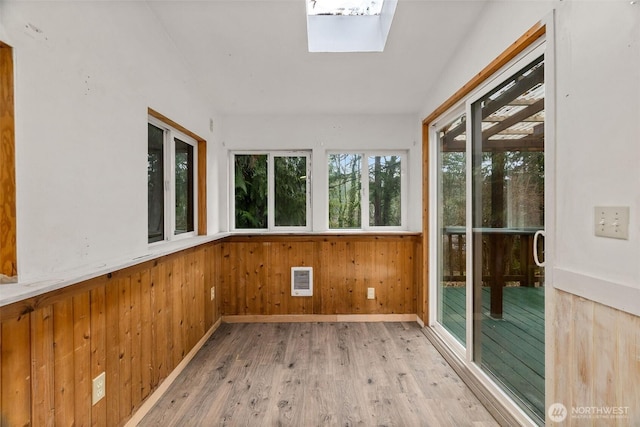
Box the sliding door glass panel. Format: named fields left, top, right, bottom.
left=471, top=55, right=545, bottom=423
left=437, top=114, right=467, bottom=345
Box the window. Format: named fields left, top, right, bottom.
left=232, top=152, right=311, bottom=231
left=307, top=0, right=384, bottom=16
left=328, top=152, right=404, bottom=229
left=148, top=115, right=199, bottom=243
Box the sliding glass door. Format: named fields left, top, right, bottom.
left=434, top=50, right=546, bottom=424
left=471, top=55, right=545, bottom=423
left=436, top=113, right=467, bottom=345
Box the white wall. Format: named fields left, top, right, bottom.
left=421, top=0, right=640, bottom=309
left=219, top=114, right=422, bottom=231
left=1, top=2, right=220, bottom=282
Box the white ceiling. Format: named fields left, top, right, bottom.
left=146, top=0, right=488, bottom=115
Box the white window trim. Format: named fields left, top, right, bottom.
left=327, top=150, right=407, bottom=231
left=231, top=150, right=312, bottom=232
left=149, top=115, right=198, bottom=244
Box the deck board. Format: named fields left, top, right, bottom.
left=139, top=322, right=498, bottom=426
left=441, top=285, right=545, bottom=421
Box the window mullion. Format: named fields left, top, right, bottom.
left=268, top=153, right=275, bottom=230
left=362, top=152, right=369, bottom=230
left=306, top=154, right=312, bottom=230
left=166, top=131, right=175, bottom=239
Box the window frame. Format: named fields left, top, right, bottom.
left=231, top=150, right=312, bottom=232
left=327, top=150, right=407, bottom=231
left=148, top=114, right=202, bottom=244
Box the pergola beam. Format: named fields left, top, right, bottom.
left=482, top=98, right=544, bottom=140
left=442, top=135, right=544, bottom=152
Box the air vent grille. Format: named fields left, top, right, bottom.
left=291, top=267, right=313, bottom=297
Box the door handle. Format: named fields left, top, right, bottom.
left=533, top=230, right=545, bottom=267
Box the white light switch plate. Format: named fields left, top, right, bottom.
left=594, top=206, right=629, bottom=240
left=367, top=287, right=375, bottom=300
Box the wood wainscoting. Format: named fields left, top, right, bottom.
left=218, top=234, right=421, bottom=317
left=0, top=233, right=422, bottom=425
left=550, top=289, right=640, bottom=425
left=0, top=244, right=221, bottom=427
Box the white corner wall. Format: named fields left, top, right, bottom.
left=218, top=114, right=422, bottom=232
left=421, top=0, right=640, bottom=311
left=1, top=2, right=220, bottom=282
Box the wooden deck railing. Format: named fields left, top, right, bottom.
left=442, top=227, right=543, bottom=318
left=442, top=227, right=542, bottom=286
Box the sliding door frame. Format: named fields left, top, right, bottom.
left=422, top=14, right=556, bottom=426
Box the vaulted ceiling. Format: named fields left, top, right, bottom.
left=146, top=0, right=488, bottom=115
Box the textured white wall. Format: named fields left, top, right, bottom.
left=218, top=114, right=422, bottom=231
left=2, top=2, right=219, bottom=282
left=553, top=1, right=640, bottom=287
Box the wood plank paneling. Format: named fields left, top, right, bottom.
left=573, top=297, right=594, bottom=416
left=139, top=268, right=152, bottom=403
left=73, top=292, right=92, bottom=426
left=194, top=247, right=206, bottom=338
left=105, top=275, right=121, bottom=425
left=217, top=234, right=420, bottom=317
left=130, top=272, right=143, bottom=412
left=118, top=276, right=133, bottom=422
left=171, top=256, right=185, bottom=365
left=31, top=306, right=55, bottom=427
left=153, top=261, right=169, bottom=384
left=551, top=289, right=640, bottom=426
left=617, top=311, right=640, bottom=426
left=1, top=314, right=31, bottom=426
left=53, top=299, right=75, bottom=426
left=90, top=282, right=107, bottom=427
left=552, top=289, right=573, bottom=415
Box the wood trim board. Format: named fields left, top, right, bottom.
left=222, top=314, right=417, bottom=323
left=0, top=42, right=17, bottom=280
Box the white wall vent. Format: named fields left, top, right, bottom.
left=291, top=267, right=313, bottom=297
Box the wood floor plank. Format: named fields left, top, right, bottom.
left=139, top=322, right=499, bottom=427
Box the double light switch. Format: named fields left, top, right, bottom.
left=594, top=206, right=630, bottom=240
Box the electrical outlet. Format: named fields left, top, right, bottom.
left=367, top=287, right=375, bottom=300
left=92, top=372, right=106, bottom=405
left=594, top=206, right=630, bottom=240
left=210, top=286, right=215, bottom=301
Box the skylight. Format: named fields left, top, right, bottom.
left=307, top=0, right=384, bottom=16
left=305, top=0, right=397, bottom=52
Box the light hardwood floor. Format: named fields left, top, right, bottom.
left=138, top=322, right=498, bottom=426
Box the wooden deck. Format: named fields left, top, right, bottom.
left=138, top=322, right=499, bottom=426
left=441, top=286, right=544, bottom=422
